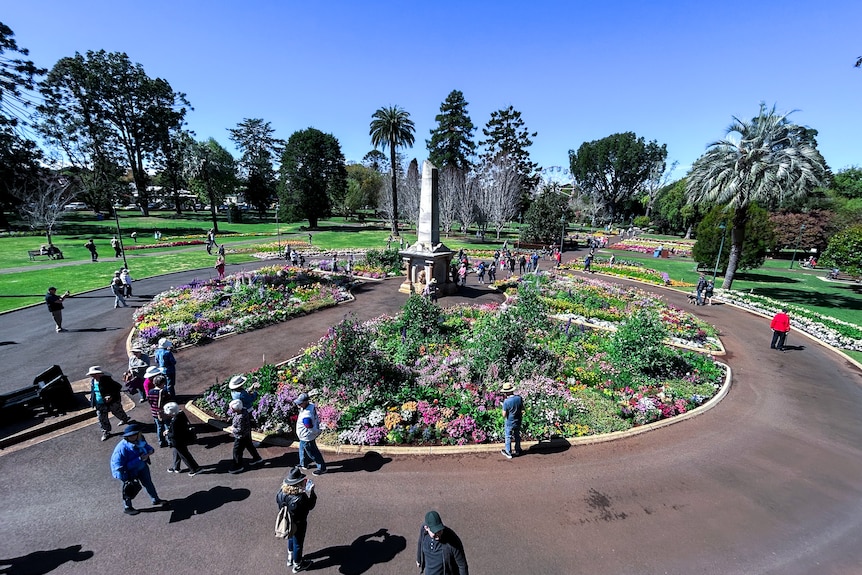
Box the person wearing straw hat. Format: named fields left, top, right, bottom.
left=229, top=375, right=258, bottom=410
left=500, top=382, right=523, bottom=459
left=110, top=424, right=169, bottom=515
left=88, top=366, right=132, bottom=442
left=163, top=402, right=202, bottom=476
left=276, top=466, right=318, bottom=572
left=416, top=510, right=469, bottom=575
left=142, top=365, right=163, bottom=397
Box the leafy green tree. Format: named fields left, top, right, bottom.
left=652, top=178, right=707, bottom=237
left=821, top=225, right=862, bottom=276
left=279, top=127, right=347, bottom=229
left=0, top=22, right=45, bottom=226
left=426, top=89, right=476, bottom=171
left=154, top=128, right=194, bottom=214
left=832, top=167, right=862, bottom=199
left=229, top=118, right=283, bottom=215
left=480, top=105, right=540, bottom=209
left=345, top=163, right=382, bottom=216
left=37, top=50, right=190, bottom=216
left=370, top=105, right=415, bottom=236
left=522, top=188, right=568, bottom=244
left=692, top=204, right=774, bottom=275
left=686, top=103, right=828, bottom=289
left=188, top=138, right=237, bottom=232
left=362, top=149, right=389, bottom=173
left=569, top=132, right=667, bottom=225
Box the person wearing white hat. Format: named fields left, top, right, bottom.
left=163, top=402, right=202, bottom=476
left=229, top=375, right=258, bottom=410
left=110, top=271, right=128, bottom=308
left=142, top=365, right=163, bottom=397
left=88, top=366, right=132, bottom=441
left=228, top=399, right=262, bottom=474
left=155, top=338, right=177, bottom=398
left=126, top=345, right=150, bottom=402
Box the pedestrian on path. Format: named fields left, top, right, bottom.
left=84, top=238, right=98, bottom=261
left=294, top=393, right=326, bottom=475
left=120, top=268, right=133, bottom=297
left=110, top=272, right=128, bottom=308
left=770, top=308, right=791, bottom=352
left=206, top=228, right=218, bottom=255
left=147, top=374, right=169, bottom=448
left=500, top=382, right=523, bottom=459
left=110, top=424, right=170, bottom=515
left=130, top=231, right=137, bottom=243
left=277, top=466, right=318, bottom=573
left=110, top=236, right=122, bottom=258
left=126, top=346, right=149, bottom=402
left=45, top=286, right=70, bottom=332
left=228, top=399, right=262, bottom=473
left=88, top=366, right=132, bottom=442
left=163, top=402, right=202, bottom=476
left=214, top=254, right=226, bottom=280
left=416, top=510, right=469, bottom=575
left=155, top=338, right=177, bottom=398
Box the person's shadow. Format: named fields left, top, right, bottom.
left=305, top=528, right=406, bottom=574
left=168, top=486, right=251, bottom=523
left=0, top=544, right=94, bottom=575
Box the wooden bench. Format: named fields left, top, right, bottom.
left=28, top=250, right=51, bottom=261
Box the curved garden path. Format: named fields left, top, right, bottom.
left=1, top=268, right=862, bottom=575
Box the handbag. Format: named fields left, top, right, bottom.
left=275, top=505, right=296, bottom=538
left=122, top=478, right=142, bottom=499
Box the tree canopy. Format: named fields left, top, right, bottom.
left=693, top=204, right=774, bottom=275
left=522, top=188, right=568, bottom=244
left=821, top=225, right=862, bottom=276
left=569, top=132, right=667, bottom=225
left=279, top=127, right=346, bottom=229
left=370, top=105, right=415, bottom=236
left=480, top=105, right=539, bottom=209
left=229, top=118, right=283, bottom=214
left=686, top=103, right=828, bottom=288
left=188, top=138, right=236, bottom=232
left=427, top=89, right=476, bottom=171
left=37, top=50, right=190, bottom=215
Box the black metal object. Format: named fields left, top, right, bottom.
left=34, top=365, right=76, bottom=414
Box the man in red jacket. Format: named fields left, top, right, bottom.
left=770, top=308, right=791, bottom=351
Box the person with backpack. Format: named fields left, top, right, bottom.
left=276, top=466, right=318, bottom=573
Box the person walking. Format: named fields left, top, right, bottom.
left=155, top=338, right=177, bottom=398
left=583, top=253, right=593, bottom=273
left=476, top=262, right=486, bottom=284
left=130, top=231, right=137, bottom=243
left=147, top=374, right=169, bottom=448
left=120, top=268, right=133, bottom=297
left=416, top=510, right=469, bottom=575
left=88, top=366, right=132, bottom=442
left=488, top=261, right=496, bottom=282
left=84, top=238, right=98, bottom=262
left=110, top=424, right=170, bottom=515
left=206, top=228, right=217, bottom=255
left=696, top=274, right=708, bottom=306
left=214, top=254, right=226, bottom=280
left=500, top=382, right=523, bottom=459
left=45, top=286, right=70, bottom=332
left=277, top=466, right=318, bottom=573
left=110, top=236, right=122, bottom=258
left=294, top=393, right=326, bottom=475
left=126, top=346, right=150, bottom=403
left=228, top=399, right=263, bottom=473
left=163, top=402, right=202, bottom=476
left=770, top=308, right=791, bottom=352
left=110, top=272, right=128, bottom=308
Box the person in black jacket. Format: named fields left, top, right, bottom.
left=88, top=366, right=131, bottom=442
left=277, top=466, right=318, bottom=573
left=162, top=402, right=202, bottom=476
left=416, top=510, right=468, bottom=575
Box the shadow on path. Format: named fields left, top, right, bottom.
left=0, top=544, right=94, bottom=575
left=168, top=486, right=251, bottom=523
left=305, top=528, right=406, bottom=574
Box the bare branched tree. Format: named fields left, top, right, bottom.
left=477, top=156, right=522, bottom=239
left=454, top=170, right=479, bottom=234
left=643, top=160, right=678, bottom=218
left=400, top=159, right=421, bottom=229
left=14, top=175, right=77, bottom=244
left=438, top=166, right=462, bottom=235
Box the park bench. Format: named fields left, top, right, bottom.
left=27, top=249, right=51, bottom=261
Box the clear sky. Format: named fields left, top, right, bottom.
left=5, top=0, right=861, bottom=180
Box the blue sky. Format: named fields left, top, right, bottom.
left=5, top=0, right=861, bottom=180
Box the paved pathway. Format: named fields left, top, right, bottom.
left=2, top=265, right=862, bottom=575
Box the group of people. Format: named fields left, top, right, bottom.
left=695, top=274, right=716, bottom=306
left=38, top=244, right=64, bottom=259
left=110, top=268, right=134, bottom=307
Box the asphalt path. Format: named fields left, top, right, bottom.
left=2, top=264, right=862, bottom=575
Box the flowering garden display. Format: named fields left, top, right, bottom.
left=195, top=287, right=726, bottom=446
left=497, top=273, right=720, bottom=353
left=609, top=238, right=694, bottom=257
left=132, top=266, right=352, bottom=349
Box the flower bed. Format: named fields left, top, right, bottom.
left=559, top=260, right=693, bottom=288
left=125, top=240, right=205, bottom=250
left=195, top=288, right=726, bottom=446
left=719, top=291, right=862, bottom=352
left=609, top=238, right=694, bottom=257
left=132, top=266, right=352, bottom=350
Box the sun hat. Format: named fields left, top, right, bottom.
left=163, top=402, right=180, bottom=416
left=500, top=382, right=516, bottom=394
left=157, top=338, right=173, bottom=349
left=228, top=399, right=244, bottom=412
left=144, top=366, right=163, bottom=379
left=86, top=366, right=105, bottom=376
left=283, top=466, right=307, bottom=486
left=228, top=375, right=247, bottom=390
left=425, top=510, right=445, bottom=534
left=130, top=345, right=144, bottom=353
left=293, top=393, right=310, bottom=405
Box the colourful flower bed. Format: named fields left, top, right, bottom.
left=124, top=240, right=205, bottom=250
left=609, top=238, right=694, bottom=257
left=558, top=260, right=693, bottom=288
left=132, top=266, right=352, bottom=350
left=195, top=288, right=725, bottom=445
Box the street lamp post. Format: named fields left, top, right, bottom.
left=275, top=202, right=281, bottom=258
left=789, top=223, right=806, bottom=270
left=711, top=222, right=726, bottom=284
left=560, top=214, right=567, bottom=255
left=113, top=206, right=129, bottom=270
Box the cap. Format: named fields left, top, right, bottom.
left=425, top=510, right=445, bottom=533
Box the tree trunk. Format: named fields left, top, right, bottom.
left=684, top=225, right=692, bottom=240
left=721, top=205, right=749, bottom=290
left=389, top=143, right=399, bottom=237
left=208, top=189, right=219, bottom=232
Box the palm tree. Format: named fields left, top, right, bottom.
left=370, top=105, right=415, bottom=236
left=686, top=104, right=828, bottom=289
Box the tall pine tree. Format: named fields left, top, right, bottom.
left=480, top=105, right=540, bottom=210
left=426, top=89, right=476, bottom=171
